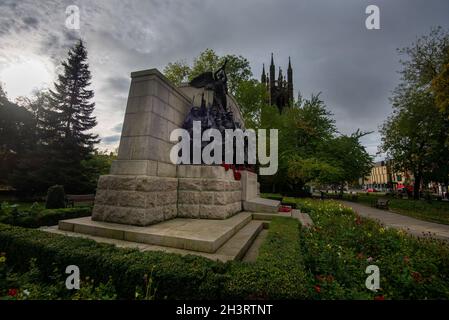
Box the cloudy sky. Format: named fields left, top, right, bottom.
left=1, top=0, right=448, bottom=158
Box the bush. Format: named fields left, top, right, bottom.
left=261, top=193, right=283, bottom=202
left=0, top=223, right=229, bottom=299
left=280, top=197, right=297, bottom=209
left=0, top=217, right=310, bottom=300
left=0, top=207, right=91, bottom=228
left=223, top=217, right=312, bottom=299
left=45, top=185, right=66, bottom=209
left=0, top=254, right=117, bottom=300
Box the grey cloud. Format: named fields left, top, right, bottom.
left=101, top=135, right=121, bottom=144
left=22, top=16, right=39, bottom=29
left=1, top=0, right=448, bottom=156
left=112, top=123, right=123, bottom=133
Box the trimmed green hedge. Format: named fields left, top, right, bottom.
left=0, top=207, right=91, bottom=228
left=223, top=217, right=312, bottom=299
left=0, top=223, right=227, bottom=299
left=0, top=217, right=309, bottom=300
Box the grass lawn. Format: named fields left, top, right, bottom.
left=347, top=193, right=449, bottom=225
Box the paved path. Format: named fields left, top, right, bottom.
left=339, top=201, right=449, bottom=242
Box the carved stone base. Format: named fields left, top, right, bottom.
left=92, top=175, right=178, bottom=226
left=177, top=165, right=242, bottom=219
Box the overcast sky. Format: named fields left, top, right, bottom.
left=1, top=0, right=449, bottom=158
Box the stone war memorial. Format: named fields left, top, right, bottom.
left=53, top=64, right=297, bottom=261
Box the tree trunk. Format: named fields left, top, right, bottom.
left=413, top=172, right=421, bottom=200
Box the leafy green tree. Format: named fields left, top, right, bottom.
left=234, top=79, right=268, bottom=128
left=432, top=51, right=449, bottom=115
left=381, top=89, right=449, bottom=199
left=80, top=150, right=117, bottom=192
left=163, top=60, right=191, bottom=86
left=163, top=48, right=252, bottom=95
left=0, top=85, right=35, bottom=185
left=318, top=131, right=373, bottom=191
left=381, top=28, right=449, bottom=199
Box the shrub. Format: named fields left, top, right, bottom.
left=0, top=207, right=91, bottom=228
left=0, top=223, right=229, bottom=299
left=0, top=254, right=117, bottom=300
left=280, top=197, right=297, bottom=209
left=261, top=193, right=283, bottom=202
left=0, top=217, right=311, bottom=300
left=45, top=185, right=66, bottom=209
left=223, top=217, right=312, bottom=299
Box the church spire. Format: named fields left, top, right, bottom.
left=278, top=67, right=283, bottom=87
left=261, top=63, right=266, bottom=84
left=287, top=56, right=293, bottom=103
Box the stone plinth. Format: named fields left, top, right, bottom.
left=177, top=165, right=242, bottom=219
left=241, top=171, right=258, bottom=201
left=92, top=69, right=192, bottom=226
left=92, top=175, right=178, bottom=226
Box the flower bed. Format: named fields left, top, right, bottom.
left=296, top=199, right=449, bottom=299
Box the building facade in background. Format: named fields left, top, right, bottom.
left=261, top=53, right=294, bottom=113
left=361, top=160, right=413, bottom=191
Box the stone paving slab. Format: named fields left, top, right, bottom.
left=58, top=212, right=252, bottom=253
left=340, top=201, right=449, bottom=241
left=243, top=197, right=280, bottom=213
left=42, top=218, right=265, bottom=262
left=292, top=209, right=314, bottom=228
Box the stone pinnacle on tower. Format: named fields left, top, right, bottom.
left=287, top=56, right=294, bottom=103
left=261, top=63, right=266, bottom=84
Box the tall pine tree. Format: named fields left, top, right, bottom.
left=11, top=40, right=99, bottom=194
left=47, top=40, right=99, bottom=193
left=49, top=39, right=98, bottom=156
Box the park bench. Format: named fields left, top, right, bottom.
left=373, top=198, right=389, bottom=210
left=66, top=194, right=95, bottom=207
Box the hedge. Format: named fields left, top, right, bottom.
left=0, top=217, right=309, bottom=300
left=223, top=217, right=312, bottom=299
left=0, top=207, right=92, bottom=228
left=0, top=223, right=228, bottom=299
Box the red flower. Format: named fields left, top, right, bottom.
left=411, top=271, right=423, bottom=283
left=278, top=205, right=292, bottom=213
left=374, top=295, right=385, bottom=300
left=8, top=288, right=18, bottom=297
left=314, top=285, right=321, bottom=293
left=222, top=163, right=230, bottom=171
left=233, top=170, right=241, bottom=181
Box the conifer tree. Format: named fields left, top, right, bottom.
left=49, top=39, right=99, bottom=158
